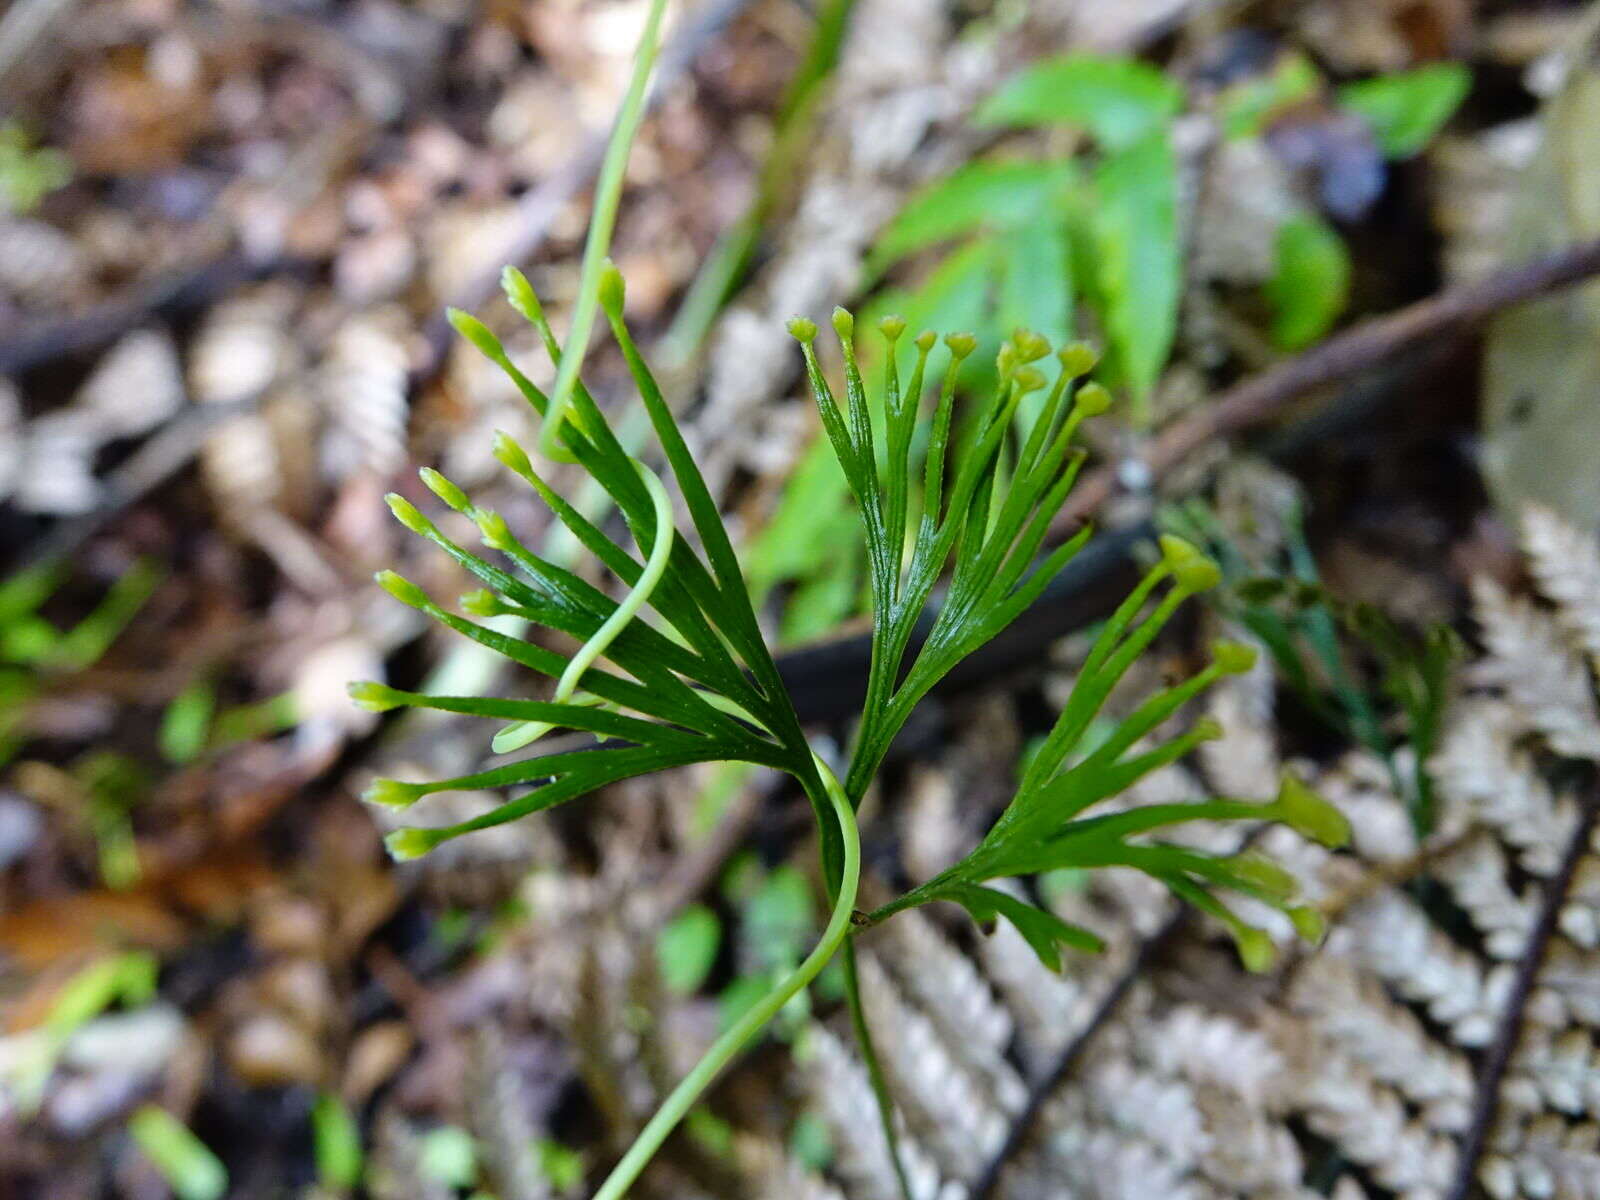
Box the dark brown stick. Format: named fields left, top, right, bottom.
left=1444, top=784, right=1600, bottom=1200
left=1053, top=235, right=1600, bottom=531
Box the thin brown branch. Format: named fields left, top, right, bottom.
left=1053, top=235, right=1600, bottom=532
left=1444, top=783, right=1600, bottom=1200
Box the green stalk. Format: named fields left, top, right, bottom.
left=593, top=753, right=860, bottom=1200
left=539, top=0, right=670, bottom=462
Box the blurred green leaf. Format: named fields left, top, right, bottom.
left=312, top=1092, right=363, bottom=1191
left=0, top=121, right=71, bottom=215
left=1216, top=51, right=1321, bottom=140
left=656, top=903, right=721, bottom=995
left=867, top=160, right=1073, bottom=276
left=788, top=1113, right=833, bottom=1171
left=1338, top=63, right=1470, bottom=158
left=1265, top=214, right=1351, bottom=349
left=160, top=678, right=217, bottom=764
left=127, top=1107, right=227, bottom=1200
left=1088, top=130, right=1180, bottom=418
left=975, top=53, right=1183, bottom=148
left=533, top=1137, right=586, bottom=1190
left=418, top=1126, right=477, bottom=1188
left=744, top=864, right=815, bottom=971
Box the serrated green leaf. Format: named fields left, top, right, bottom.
left=1088, top=130, right=1180, bottom=418
left=1265, top=214, right=1351, bottom=349
left=1338, top=63, right=1470, bottom=158
left=975, top=53, right=1183, bottom=149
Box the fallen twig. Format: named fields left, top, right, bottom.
left=1053, top=235, right=1600, bottom=531
left=1444, top=783, right=1600, bottom=1200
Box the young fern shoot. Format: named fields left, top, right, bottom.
left=352, top=2, right=1348, bottom=1192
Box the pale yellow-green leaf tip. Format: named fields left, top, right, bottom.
left=384, top=827, right=442, bottom=861
left=375, top=570, right=431, bottom=610
left=384, top=494, right=431, bottom=536
left=878, top=314, right=906, bottom=343
left=1223, top=852, right=1297, bottom=902
left=459, top=588, right=505, bottom=617
left=501, top=266, right=544, bottom=325
left=914, top=329, right=937, bottom=352
left=1058, top=340, right=1099, bottom=377
left=1159, top=534, right=1222, bottom=592
left=831, top=306, right=854, bottom=342
left=1190, top=716, right=1224, bottom=742
left=944, top=332, right=978, bottom=360
left=448, top=308, right=503, bottom=360
left=1274, top=771, right=1351, bottom=849
left=347, top=681, right=403, bottom=713
left=597, top=259, right=625, bottom=317
left=1073, top=381, right=1113, bottom=418
left=365, top=778, right=428, bottom=810
left=1012, top=329, right=1050, bottom=364
left=1013, top=365, right=1047, bottom=395
left=1211, top=640, right=1258, bottom=674
left=786, top=316, right=817, bottom=344
left=476, top=509, right=514, bottom=552
left=492, top=430, right=534, bottom=479
left=419, top=468, right=471, bottom=514
left=1234, top=925, right=1276, bottom=974
left=1288, top=904, right=1327, bottom=946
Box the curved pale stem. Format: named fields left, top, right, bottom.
left=555, top=459, right=675, bottom=702
left=539, top=0, right=670, bottom=461
left=592, top=753, right=860, bottom=1200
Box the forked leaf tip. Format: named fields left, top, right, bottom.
left=878, top=314, right=906, bottom=342
left=914, top=329, right=936, bottom=352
